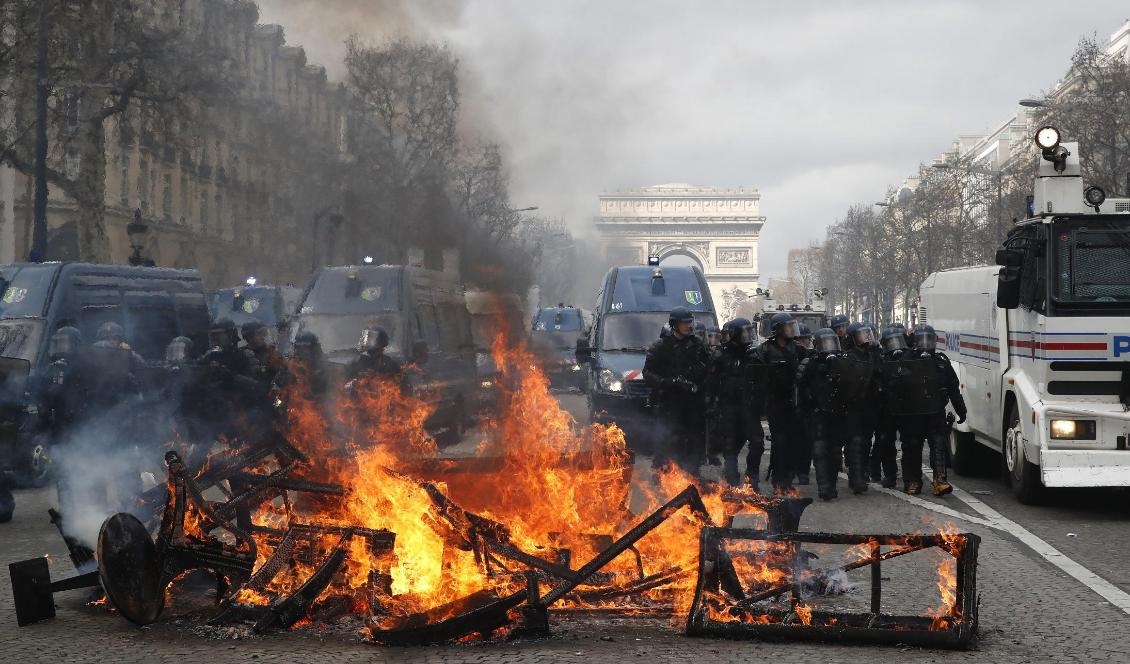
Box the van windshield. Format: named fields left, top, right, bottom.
left=600, top=312, right=669, bottom=352
left=0, top=264, right=57, bottom=318
left=609, top=268, right=712, bottom=313
left=293, top=313, right=400, bottom=357
left=0, top=319, right=45, bottom=362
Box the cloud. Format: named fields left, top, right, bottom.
left=255, top=0, right=1130, bottom=281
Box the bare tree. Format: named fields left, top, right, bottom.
left=451, top=140, right=518, bottom=243
left=0, top=0, right=231, bottom=261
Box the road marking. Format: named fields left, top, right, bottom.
left=903, top=467, right=1130, bottom=616
left=836, top=472, right=995, bottom=528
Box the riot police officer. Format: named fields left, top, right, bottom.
left=870, top=326, right=908, bottom=488
left=795, top=323, right=814, bottom=351
left=242, top=320, right=284, bottom=382
left=879, top=324, right=967, bottom=495
left=750, top=312, right=804, bottom=493
left=712, top=318, right=763, bottom=489
left=829, top=314, right=851, bottom=350
left=288, top=331, right=330, bottom=401
left=202, top=318, right=256, bottom=376
left=344, top=325, right=402, bottom=381
left=643, top=307, right=711, bottom=476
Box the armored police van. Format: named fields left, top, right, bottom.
left=291, top=264, right=477, bottom=446
left=576, top=259, right=717, bottom=449
left=530, top=304, right=588, bottom=390
left=208, top=280, right=302, bottom=352
left=0, top=262, right=212, bottom=486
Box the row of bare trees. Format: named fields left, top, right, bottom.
left=816, top=37, right=1130, bottom=327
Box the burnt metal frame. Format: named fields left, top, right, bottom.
left=686, top=528, right=980, bottom=650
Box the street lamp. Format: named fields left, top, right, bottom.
left=127, top=208, right=154, bottom=266
left=1019, top=98, right=1048, bottom=108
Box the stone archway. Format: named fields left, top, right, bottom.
left=595, top=184, right=765, bottom=311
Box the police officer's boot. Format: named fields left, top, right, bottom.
left=930, top=438, right=953, bottom=496
left=812, top=438, right=837, bottom=501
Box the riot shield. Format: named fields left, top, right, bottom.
left=880, top=356, right=943, bottom=416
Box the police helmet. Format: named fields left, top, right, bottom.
left=880, top=326, right=909, bottom=352
left=769, top=312, right=797, bottom=339
left=705, top=326, right=721, bottom=347
left=723, top=317, right=756, bottom=346
left=209, top=318, right=240, bottom=349
left=241, top=320, right=267, bottom=345
left=796, top=323, right=814, bottom=348
left=292, top=331, right=322, bottom=362
left=165, top=336, right=195, bottom=364
left=829, top=314, right=850, bottom=334
left=847, top=322, right=876, bottom=347
left=358, top=326, right=390, bottom=352
left=913, top=324, right=938, bottom=352
left=669, top=307, right=694, bottom=326
left=813, top=327, right=841, bottom=354
left=95, top=321, right=125, bottom=344
left=49, top=326, right=82, bottom=359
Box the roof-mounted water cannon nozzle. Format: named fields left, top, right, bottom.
left=1036, top=126, right=1070, bottom=173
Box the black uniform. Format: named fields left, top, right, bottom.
left=750, top=338, right=803, bottom=491
left=643, top=332, right=711, bottom=475
left=796, top=347, right=876, bottom=498
left=345, top=350, right=403, bottom=382
left=711, top=339, right=763, bottom=487
left=880, top=347, right=967, bottom=492
left=871, top=347, right=904, bottom=487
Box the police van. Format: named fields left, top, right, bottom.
left=208, top=279, right=302, bottom=353
left=920, top=126, right=1130, bottom=503
left=576, top=258, right=718, bottom=448
left=753, top=291, right=829, bottom=340
left=290, top=264, right=477, bottom=446
left=0, top=262, right=211, bottom=486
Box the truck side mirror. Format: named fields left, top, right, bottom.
left=575, top=338, right=592, bottom=364
left=995, top=249, right=1022, bottom=267
left=997, top=266, right=1021, bottom=309
left=412, top=340, right=429, bottom=365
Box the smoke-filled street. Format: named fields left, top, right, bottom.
left=6, top=1, right=1130, bottom=662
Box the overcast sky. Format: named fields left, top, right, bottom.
left=256, top=0, right=1130, bottom=280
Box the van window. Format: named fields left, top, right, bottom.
left=80, top=305, right=124, bottom=343
left=302, top=268, right=401, bottom=314
left=0, top=264, right=56, bottom=318
left=128, top=305, right=180, bottom=360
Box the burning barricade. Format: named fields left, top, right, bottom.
left=8, top=333, right=979, bottom=649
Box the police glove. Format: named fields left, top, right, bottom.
left=956, top=410, right=967, bottom=425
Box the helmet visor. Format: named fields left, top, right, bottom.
left=780, top=321, right=798, bottom=339
left=815, top=334, right=841, bottom=353
left=914, top=330, right=937, bottom=351
left=209, top=328, right=235, bottom=349
left=165, top=339, right=191, bottom=363
left=881, top=333, right=909, bottom=352
left=854, top=326, right=877, bottom=346
left=49, top=332, right=77, bottom=357
left=738, top=324, right=756, bottom=345
left=358, top=328, right=386, bottom=351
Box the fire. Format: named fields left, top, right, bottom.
left=795, top=603, right=813, bottom=626
left=930, top=524, right=963, bottom=629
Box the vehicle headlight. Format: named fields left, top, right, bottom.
left=1050, top=419, right=1096, bottom=440
left=570, top=364, right=582, bottom=372
left=598, top=368, right=623, bottom=393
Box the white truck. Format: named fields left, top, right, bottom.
left=920, top=126, right=1130, bottom=503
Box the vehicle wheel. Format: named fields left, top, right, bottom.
left=16, top=435, right=52, bottom=489
left=0, top=485, right=13, bottom=523
left=950, top=429, right=985, bottom=477
left=1002, top=405, right=1044, bottom=504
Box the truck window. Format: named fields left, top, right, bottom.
left=1017, top=226, right=1046, bottom=312
left=417, top=303, right=441, bottom=349
left=1053, top=218, right=1130, bottom=304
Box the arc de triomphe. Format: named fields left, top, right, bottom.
left=594, top=184, right=765, bottom=319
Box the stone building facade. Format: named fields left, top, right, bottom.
left=2, top=0, right=352, bottom=288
